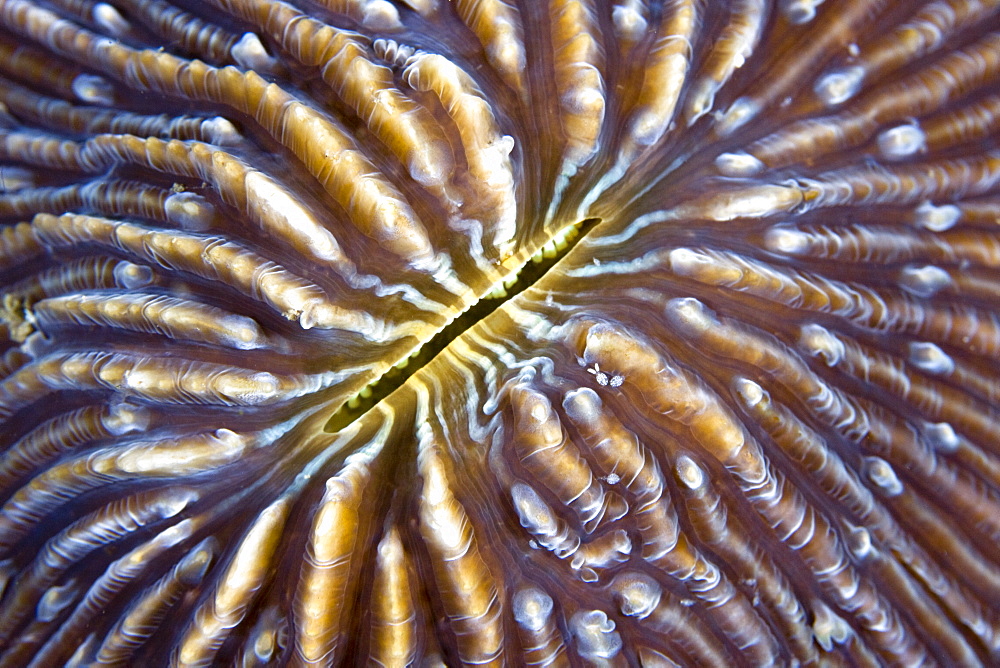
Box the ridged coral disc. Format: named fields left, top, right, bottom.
left=0, top=0, right=999, bottom=665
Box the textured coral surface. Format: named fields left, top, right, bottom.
left=1, top=0, right=999, bottom=665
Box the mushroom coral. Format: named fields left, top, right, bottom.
left=0, top=0, right=999, bottom=665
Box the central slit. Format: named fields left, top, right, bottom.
left=324, top=217, right=601, bottom=432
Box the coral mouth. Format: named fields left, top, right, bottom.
left=325, top=216, right=600, bottom=432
